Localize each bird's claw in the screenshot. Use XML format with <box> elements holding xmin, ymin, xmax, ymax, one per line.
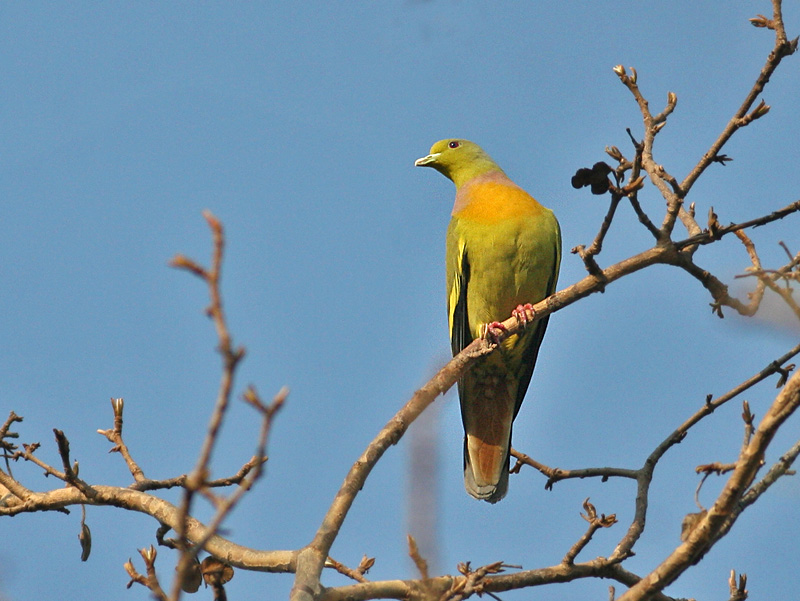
<box><xmin>481</xmin><ymin>321</ymin><xmax>508</xmax><ymax>343</ymax></box>
<box><xmin>512</xmin><ymin>303</ymin><xmax>536</xmax><ymax>327</ymax></box>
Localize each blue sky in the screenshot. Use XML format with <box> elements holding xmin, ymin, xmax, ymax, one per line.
<box><xmin>2</xmin><ymin>3</ymin><xmax>799</xmax><ymax>600</ymax></box>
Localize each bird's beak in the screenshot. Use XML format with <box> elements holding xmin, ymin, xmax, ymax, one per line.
<box><xmin>414</xmin><ymin>152</ymin><xmax>440</xmax><ymax>167</ymax></box>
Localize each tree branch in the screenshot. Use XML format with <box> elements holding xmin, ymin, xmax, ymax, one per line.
<box><xmin>681</xmin><ymin>1</ymin><xmax>797</xmax><ymax>195</ymax></box>
<box><xmin>617</xmin><ymin>368</ymin><xmax>800</xmax><ymax>600</ymax></box>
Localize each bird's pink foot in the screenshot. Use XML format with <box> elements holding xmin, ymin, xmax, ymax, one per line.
<box><xmin>513</xmin><ymin>303</ymin><xmax>536</xmax><ymax>327</ymax></box>
<box><xmin>480</xmin><ymin>321</ymin><xmax>508</xmax><ymax>343</ymax></box>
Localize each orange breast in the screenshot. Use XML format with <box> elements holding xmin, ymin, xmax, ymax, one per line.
<box><xmin>454</xmin><ymin>181</ymin><xmax>545</xmax><ymax>224</ymax></box>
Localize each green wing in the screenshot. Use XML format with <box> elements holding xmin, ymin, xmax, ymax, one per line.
<box><xmin>449</xmin><ymin>244</ymin><xmax>471</xmax><ymax>357</ymax></box>
<box><xmin>511</xmin><ymin>217</ymin><xmax>561</xmax><ymax>418</ymax></box>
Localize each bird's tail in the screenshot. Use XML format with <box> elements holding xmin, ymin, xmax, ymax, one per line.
<box><xmin>463</xmin><ymin>435</ymin><xmax>511</xmax><ymax>503</ymax></box>
<box><xmin>460</xmin><ymin>367</ymin><xmax>515</xmax><ymax>503</ymax></box>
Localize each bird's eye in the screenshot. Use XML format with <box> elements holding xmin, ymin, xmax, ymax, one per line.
<box><xmin>448</xmin><ymin>141</ymin><xmax>460</xmax><ymax>149</ymax></box>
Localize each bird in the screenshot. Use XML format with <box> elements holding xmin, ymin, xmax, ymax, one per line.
<box><xmin>415</xmin><ymin>139</ymin><xmax>561</xmax><ymax>503</ymax></box>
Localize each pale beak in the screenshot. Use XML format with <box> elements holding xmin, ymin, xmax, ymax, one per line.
<box><xmin>414</xmin><ymin>152</ymin><xmax>440</xmax><ymax>167</ymax></box>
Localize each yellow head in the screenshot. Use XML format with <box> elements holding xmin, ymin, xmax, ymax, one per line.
<box><xmin>415</xmin><ymin>139</ymin><xmax>504</xmax><ymax>188</ymax></box>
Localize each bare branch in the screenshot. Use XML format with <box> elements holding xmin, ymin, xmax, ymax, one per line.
<box><xmin>675</xmin><ymin>200</ymin><xmax>800</xmax><ymax>251</ymax></box>
<box><xmin>325</xmin><ymin>556</ymin><xmax>371</xmax><ymax>584</ymax></box>
<box><xmin>318</xmin><ymin>560</ymin><xmax>677</xmax><ymax>601</ymax></box>
<box><xmin>681</xmin><ymin>4</ymin><xmax>797</xmax><ymax>195</ymax></box>
<box><xmin>407</xmin><ymin>535</ymin><xmax>430</xmax><ymax>581</ymax></box>
<box><xmin>169</xmin><ymin>211</ymin><xmax>250</xmax><ymax>599</ymax></box>
<box><xmin>291</xmin><ymin>334</ymin><xmax>494</xmax><ymax>600</ymax></box>
<box><xmin>728</xmin><ymin>569</ymin><xmax>748</xmax><ymax>601</ymax></box>
<box><xmin>611</xmin><ymin>341</ymin><xmax>800</xmax><ymax>561</ymax></box>
<box><xmin>739</xmin><ymin>436</ymin><xmax>800</xmax><ymax>510</ymax></box>
<box><xmin>617</xmin><ymin>369</ymin><xmax>800</xmax><ymax>600</ymax></box>
<box><xmin>187</xmin><ymin>386</ymin><xmax>287</xmax><ymax>560</ymax></box>
<box><xmin>124</xmin><ymin>546</ymin><xmax>170</xmax><ymax>601</ymax></box>
<box><xmin>97</xmin><ymin>398</ymin><xmax>147</xmax><ymax>483</ymax></box>
<box><xmin>0</xmin><ymin>482</ymin><xmax>296</xmax><ymax>570</ymax></box>
<box><xmin>510</xmin><ymin>448</ymin><xmax>638</xmax><ymax>488</ymax></box>
<box><xmin>562</xmin><ymin>499</ymin><xmax>617</xmax><ymax>565</ymax></box>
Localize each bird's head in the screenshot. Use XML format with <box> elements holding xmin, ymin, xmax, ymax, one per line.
<box><xmin>415</xmin><ymin>139</ymin><xmax>504</xmax><ymax>188</ymax></box>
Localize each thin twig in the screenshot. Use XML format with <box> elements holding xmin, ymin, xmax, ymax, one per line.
<box><xmin>562</xmin><ymin>499</ymin><xmax>617</xmax><ymax>565</ymax></box>
<box><xmin>325</xmin><ymin>556</ymin><xmax>371</xmax><ymax>584</ymax></box>
<box><xmin>681</xmin><ymin>2</ymin><xmax>797</xmax><ymax>195</ymax></box>
<box><xmin>97</xmin><ymin>398</ymin><xmax>146</xmax><ymax>483</ymax></box>
<box><xmin>674</xmin><ymin>200</ymin><xmax>800</xmax><ymax>251</ymax></box>
<box><xmin>617</xmin><ymin>368</ymin><xmax>800</xmax><ymax>600</ymax></box>
<box><xmin>510</xmin><ymin>448</ymin><xmax>638</xmax><ymax>488</ymax></box>
<box><xmin>124</xmin><ymin>546</ymin><xmax>170</xmax><ymax>601</ymax></box>
<box><xmin>187</xmin><ymin>387</ymin><xmax>287</xmax><ymax>559</ymax></box>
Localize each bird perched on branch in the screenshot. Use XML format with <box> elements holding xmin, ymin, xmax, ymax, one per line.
<box><xmin>415</xmin><ymin>139</ymin><xmax>561</xmax><ymax>503</ymax></box>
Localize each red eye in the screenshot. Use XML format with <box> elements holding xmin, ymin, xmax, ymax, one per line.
<box><xmin>448</xmin><ymin>141</ymin><xmax>460</xmax><ymax>148</ymax></box>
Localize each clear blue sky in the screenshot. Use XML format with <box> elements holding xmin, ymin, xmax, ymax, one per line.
<box><xmin>2</xmin><ymin>3</ymin><xmax>799</xmax><ymax>600</ymax></box>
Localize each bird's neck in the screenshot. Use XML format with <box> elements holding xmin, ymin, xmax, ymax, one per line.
<box><xmin>448</xmin><ymin>158</ymin><xmax>505</xmax><ymax>188</ymax></box>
